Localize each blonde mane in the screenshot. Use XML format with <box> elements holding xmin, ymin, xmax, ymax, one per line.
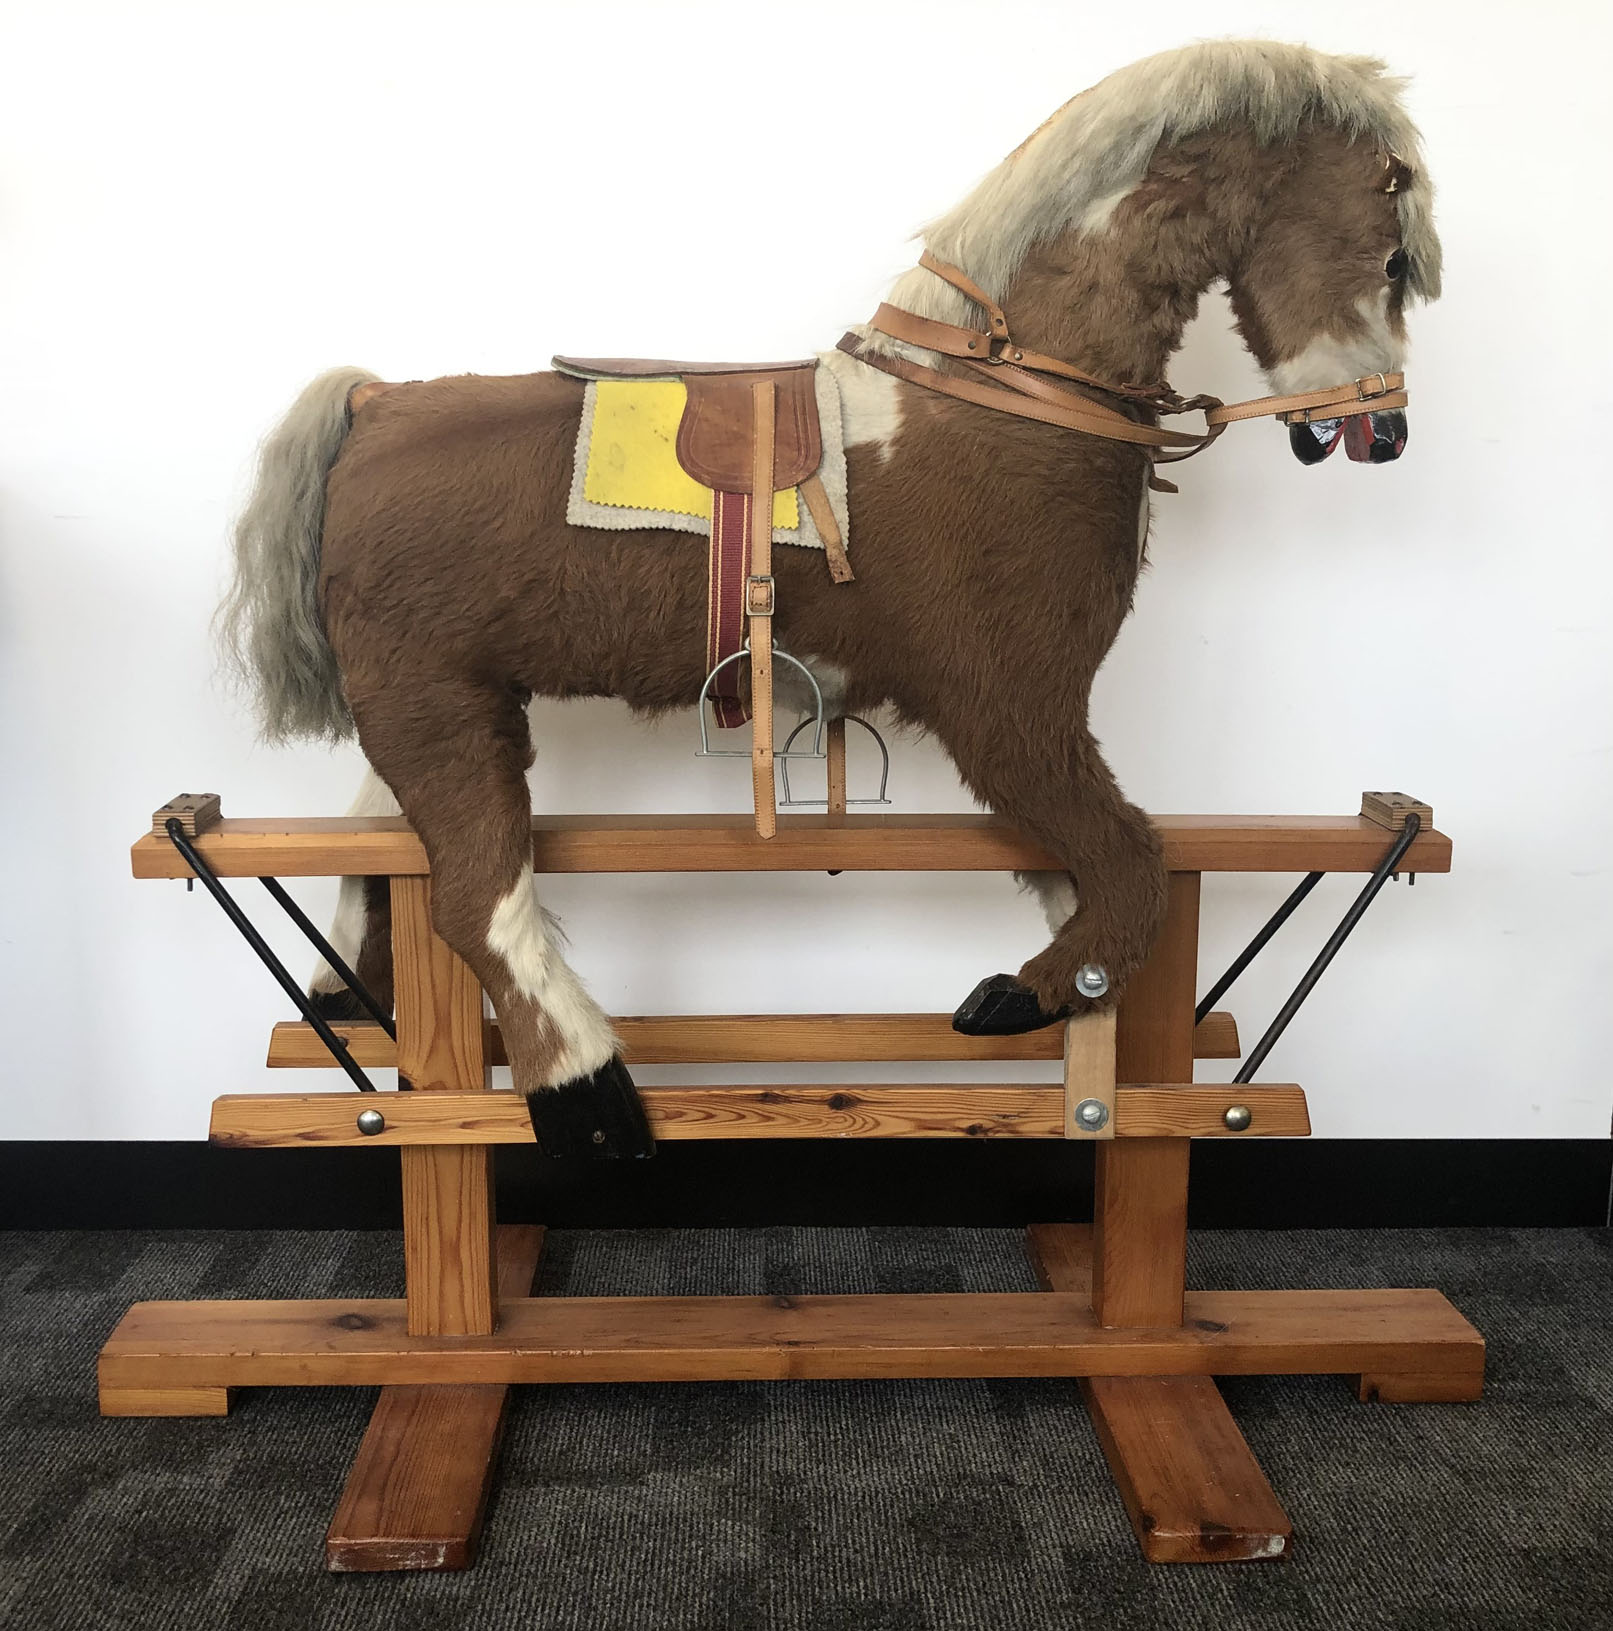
<box><xmin>888</xmin><ymin>39</ymin><xmax>1441</xmax><ymax>327</ymax></box>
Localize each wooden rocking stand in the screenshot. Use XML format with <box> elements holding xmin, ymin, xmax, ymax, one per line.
<box><xmin>105</xmin><ymin>779</ymin><xmax>1481</xmax><ymax>1569</ymax></box>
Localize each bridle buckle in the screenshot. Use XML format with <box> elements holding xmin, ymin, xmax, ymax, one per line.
<box><xmin>1356</xmin><ymin>373</ymin><xmax>1391</xmax><ymax>403</ymax></box>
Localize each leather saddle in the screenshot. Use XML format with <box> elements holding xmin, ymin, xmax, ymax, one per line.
<box><xmin>552</xmin><ymin>357</ymin><xmax>822</xmax><ymax>492</ymax></box>
<box><xmin>553</xmin><ymin>355</ymin><xmax>850</xmax><ymax>841</ymax></box>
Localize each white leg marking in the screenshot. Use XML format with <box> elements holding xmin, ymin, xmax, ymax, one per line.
<box><xmin>311</xmin><ymin>876</ymin><xmax>368</xmax><ymax>995</ymax></box>
<box><xmin>312</xmin><ymin>768</ymin><xmax>401</xmax><ymax>993</ymax></box>
<box><xmin>487</xmin><ymin>865</ymin><xmax>619</xmax><ymax>1085</ymax></box>
<box><xmin>1018</xmin><ymin>871</ymin><xmax>1080</xmax><ymax>933</ymax></box>
<box><xmin>345</xmin><ymin>766</ymin><xmax>402</xmax><ymax>817</ymax></box>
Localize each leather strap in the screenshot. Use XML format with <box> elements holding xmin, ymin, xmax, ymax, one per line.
<box><xmin>705</xmin><ymin>490</ymin><xmax>753</xmax><ymax>730</ymax></box>
<box><xmin>1203</xmin><ymin>373</ymin><xmax>1407</xmax><ymax>425</ymax></box>
<box><xmin>838</xmin><ymin>335</ymin><xmax>1212</xmax><ymax>450</ymax></box>
<box><xmin>879</xmin><ymin>253</ymin><xmax>1173</xmax><ymax>401</ymax></box>
<box><xmin>800</xmin><ymin>472</ymin><xmax>854</xmax><ymax>584</ymax></box>
<box><xmin>852</xmin><ymin>253</ymin><xmax>1410</xmax><ymax>468</ymax></box>
<box><xmin>748</xmin><ymin>380</ymin><xmax>777</xmax><ymax>840</ymax></box>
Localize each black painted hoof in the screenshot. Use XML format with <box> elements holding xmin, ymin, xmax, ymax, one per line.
<box><xmin>951</xmin><ymin>973</ymin><xmax>1069</xmax><ymax>1036</ymax></box>
<box><xmin>525</xmin><ymin>1056</ymin><xmax>655</xmax><ymax>1160</ymax></box>
<box><xmin>310</xmin><ymin>988</ymin><xmax>370</xmax><ymax>1024</ymax></box>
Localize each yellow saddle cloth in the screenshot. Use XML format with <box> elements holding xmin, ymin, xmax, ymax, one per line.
<box><xmin>564</xmin><ymin>370</ymin><xmax>848</xmax><ymax>553</ymax></box>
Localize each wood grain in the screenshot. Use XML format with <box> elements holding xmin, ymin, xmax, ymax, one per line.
<box><xmin>98</xmin><ymin>1287</ymin><xmax>1488</xmax><ymax>1388</ymax></box>
<box><xmin>1092</xmin><ymin>873</ymin><xmax>1200</xmax><ymax>1327</ymax></box>
<box><xmin>97</xmin><ymin>1385</ymin><xmax>231</xmax><ymax>1418</ymax></box>
<box><xmin>1082</xmin><ymin>1375</ymin><xmax>1293</xmax><ymax>1562</ymax></box>
<box><xmin>325</xmin><ymin>1225</ymin><xmax>545</xmax><ymax>1573</ymax></box>
<box><xmin>265</xmin><ymin>1010</ymin><xmax>1243</xmax><ymax>1068</ymax></box>
<box><xmin>1116</xmin><ymin>1085</ymin><xmax>1308</xmax><ymax>1138</ymax></box>
<box><xmin>208</xmin><ymin>1082</ymin><xmax>1308</xmax><ymax>1147</ymax></box>
<box><xmin>1024</xmin><ymin>1222</ymin><xmax>1092</xmax><ymax>1294</ymax></box>
<box><xmin>149</xmin><ymin>793</ymin><xmax>222</xmax><ymax>838</ymax></box>
<box><xmin>1360</xmin><ymin>791</ymin><xmax>1434</xmax><ymax>831</ymax></box>
<box><xmin>130</xmin><ymin>812</ymin><xmax>1455</xmax><ymax>880</ymax></box>
<box><xmin>1062</xmin><ymin>1010</ymin><xmax>1118</xmax><ymax>1139</ymax></box>
<box><xmin>1027</xmin><ymin>1219</ymin><xmax>1291</xmax><ymax>1560</ymax></box>
<box><xmin>1356</xmin><ymin>1368</ymin><xmax>1484</xmax><ymax>1403</ymax></box>
<box><xmin>393</xmin><ymin>877</ymin><xmax>495</xmax><ymax>1339</ymax></box>
<box><xmin>827</xmin><ymin>717</ymin><xmax>847</xmax><ymax>820</ymax></box>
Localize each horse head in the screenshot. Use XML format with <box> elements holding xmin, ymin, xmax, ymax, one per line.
<box><xmin>886</xmin><ymin>43</ymin><xmax>1442</xmax><ymax>473</ymax></box>
<box><xmin>1227</xmin><ymin>141</ymin><xmax>1434</xmax><ymax>466</ymax></box>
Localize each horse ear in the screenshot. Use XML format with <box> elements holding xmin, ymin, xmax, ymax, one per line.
<box><xmin>1379</xmin><ymin>154</ymin><xmax>1414</xmax><ymax>195</ymax></box>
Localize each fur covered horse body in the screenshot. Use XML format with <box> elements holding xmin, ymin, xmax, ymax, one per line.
<box><xmin>222</xmin><ymin>41</ymin><xmax>1441</xmax><ymax>1150</ymax></box>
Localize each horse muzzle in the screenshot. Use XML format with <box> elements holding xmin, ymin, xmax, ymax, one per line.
<box><xmin>1289</xmin><ymin>410</ymin><xmax>1408</xmax><ymax>465</ymax></box>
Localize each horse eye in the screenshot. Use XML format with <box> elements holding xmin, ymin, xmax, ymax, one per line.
<box><xmin>1385</xmin><ymin>249</ymin><xmax>1409</xmax><ymax>280</ymax></box>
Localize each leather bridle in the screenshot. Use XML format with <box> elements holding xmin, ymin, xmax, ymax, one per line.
<box><xmin>838</xmin><ymin>252</ymin><xmax>1407</xmax><ymax>488</ymax></box>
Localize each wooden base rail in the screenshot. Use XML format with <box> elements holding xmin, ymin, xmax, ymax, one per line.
<box><xmin>99</xmin><ymin>1269</ymin><xmax>1483</xmax><ymax>1392</ymax></box>
<box><xmin>265</xmin><ymin>1010</ymin><xmax>1243</xmax><ymax>1068</ymax></box>
<box><xmin>209</xmin><ymin>1082</ymin><xmax>1310</xmax><ymax>1145</ymax></box>
<box><xmin>106</xmin><ymin>794</ymin><xmax>1473</xmax><ymax>1571</ymax></box>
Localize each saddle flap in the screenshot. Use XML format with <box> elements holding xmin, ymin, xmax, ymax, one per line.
<box><xmin>677</xmin><ymin>367</ymin><xmax>822</xmax><ymax>493</ymax></box>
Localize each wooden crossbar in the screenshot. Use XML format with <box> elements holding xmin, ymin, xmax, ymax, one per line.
<box><xmin>130</xmin><ymin>811</ymin><xmax>1453</xmax><ymax>880</ymax></box>
<box><xmin>263</xmin><ymin>1011</ymin><xmax>1243</xmax><ymax>1068</ymax></box>
<box><xmin>208</xmin><ymin>1082</ymin><xmax>1311</xmax><ymax>1146</ymax></box>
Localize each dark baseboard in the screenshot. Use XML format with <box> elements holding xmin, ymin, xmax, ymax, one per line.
<box><xmin>1</xmin><ymin>1138</ymin><xmax>1608</xmax><ymax>1230</ymax></box>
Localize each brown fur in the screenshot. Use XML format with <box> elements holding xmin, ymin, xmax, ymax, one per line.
<box><xmin>314</xmin><ymin>121</ymin><xmax>1419</xmax><ymax>1095</ymax></box>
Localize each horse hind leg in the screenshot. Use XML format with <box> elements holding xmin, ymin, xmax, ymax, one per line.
<box><xmin>347</xmin><ymin>675</ymin><xmax>653</xmax><ymax>1159</ymax></box>
<box><xmin>311</xmin><ymin>768</ymin><xmax>400</xmax><ymax>1021</ymax></box>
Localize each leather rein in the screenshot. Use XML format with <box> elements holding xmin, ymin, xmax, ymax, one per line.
<box><xmin>837</xmin><ymin>252</ymin><xmax>1407</xmax><ymax>489</ymax></box>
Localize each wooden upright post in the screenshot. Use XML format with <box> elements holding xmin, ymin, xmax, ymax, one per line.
<box><xmin>1091</xmin><ymin>873</ymin><xmax>1199</xmax><ymax>1325</ymax></box>
<box><xmin>1066</xmin><ymin>870</ymin><xmax>1292</xmax><ymax>1562</ymax></box>
<box><xmin>392</xmin><ymin>876</ymin><xmax>496</xmax><ymax>1338</ymax></box>
<box><xmin>319</xmin><ymin>876</ymin><xmax>533</xmax><ymax>1572</ymax></box>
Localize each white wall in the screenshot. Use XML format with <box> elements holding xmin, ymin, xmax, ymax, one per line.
<box><xmin>2</xmin><ymin>1</ymin><xmax>1608</xmax><ymax>1142</ymax></box>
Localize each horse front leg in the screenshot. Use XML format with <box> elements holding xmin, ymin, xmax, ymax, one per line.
<box><xmin>946</xmin><ymin>719</ymin><xmax>1168</xmax><ymax>1034</ymax></box>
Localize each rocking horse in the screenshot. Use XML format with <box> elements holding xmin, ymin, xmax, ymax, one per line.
<box><xmin>220</xmin><ymin>39</ymin><xmax>1439</xmax><ymax>1159</ymax></box>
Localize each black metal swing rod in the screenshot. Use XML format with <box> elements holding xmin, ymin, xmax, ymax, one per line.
<box><xmin>1194</xmin><ymin>814</ymin><xmax>1423</xmax><ymax>1084</ymax></box>
<box><xmin>163</xmin><ymin>819</ymin><xmax>386</xmax><ymax>1092</ymax></box>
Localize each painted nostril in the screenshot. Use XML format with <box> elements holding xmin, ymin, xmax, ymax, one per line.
<box><xmin>1289</xmin><ymin>418</ymin><xmax>1345</xmax><ymax>465</ymax></box>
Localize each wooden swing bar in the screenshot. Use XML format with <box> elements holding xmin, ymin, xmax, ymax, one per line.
<box><xmin>102</xmin><ymin>790</ymin><xmax>1480</xmax><ymax>1572</ymax></box>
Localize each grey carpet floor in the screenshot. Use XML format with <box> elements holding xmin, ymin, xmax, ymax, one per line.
<box><xmin>1</xmin><ymin>1226</ymin><xmax>1609</xmax><ymax>1631</ymax></box>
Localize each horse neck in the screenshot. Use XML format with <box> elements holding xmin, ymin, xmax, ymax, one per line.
<box><xmin>888</xmin><ymin>126</ymin><xmax>1285</xmax><ymax>390</ymax></box>
<box><xmin>996</xmin><ymin>223</ymin><xmax>1217</xmax><ymax>390</ymax></box>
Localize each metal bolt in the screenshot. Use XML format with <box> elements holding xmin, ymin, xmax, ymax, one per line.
<box><xmin>1075</xmin><ymin>964</ymin><xmax>1109</xmax><ymax>999</ymax></box>
<box><xmin>1075</xmin><ymin>1098</ymin><xmax>1110</xmax><ymax>1131</ymax></box>
<box><xmin>591</xmin><ymin>1129</ymin><xmax>606</xmax><ymax>1145</ymax></box>
<box><xmin>356</xmin><ymin>1108</ymin><xmax>386</xmax><ymax>1137</ymax></box>
<box><xmin>1223</xmin><ymin>1104</ymin><xmax>1252</xmax><ymax>1132</ymax></box>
